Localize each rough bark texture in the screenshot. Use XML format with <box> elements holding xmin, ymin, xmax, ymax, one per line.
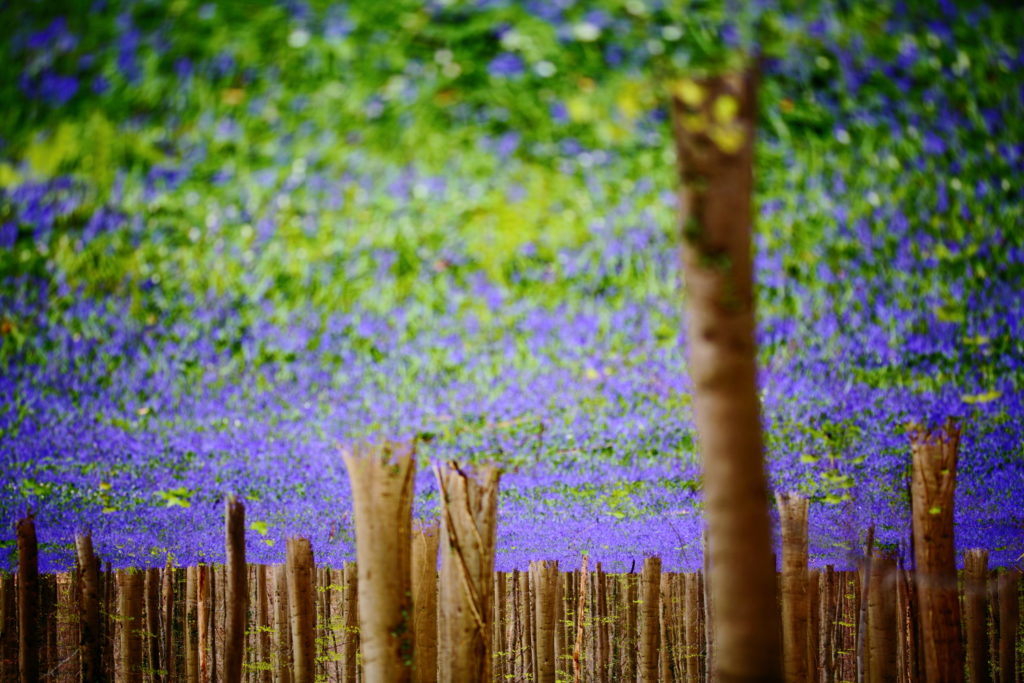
<box><xmin>684</xmin><ymin>573</ymin><xmax>702</xmax><ymax>682</ymax></box>
<box><xmin>286</xmin><ymin>538</ymin><xmax>315</xmax><ymax>683</ymax></box>
<box><xmin>777</xmin><ymin>494</ymin><xmax>809</xmax><ymax>683</ymax></box>
<box><xmin>197</xmin><ymin>564</ymin><xmax>211</xmax><ymax>683</ymax></box>
<box><xmin>224</xmin><ymin>496</ymin><xmax>248</xmax><ymax>683</ymax></box>
<box><xmin>962</xmin><ymin>549</ymin><xmax>989</xmax><ymax>683</ymax></box>
<box><xmin>17</xmin><ymin>515</ymin><xmax>40</xmax><ymax>683</ymax></box>
<box><xmin>670</xmin><ymin>70</ymin><xmax>783</xmax><ymax>682</ymax></box>
<box><xmin>573</xmin><ymin>558</ymin><xmax>588</xmax><ymax>683</ymax></box>
<box><xmin>145</xmin><ymin>567</ymin><xmax>161</xmax><ymax>680</ymax></box>
<box><xmin>162</xmin><ymin>558</ymin><xmax>175</xmax><ymax>683</ymax></box>
<box><xmin>120</xmin><ymin>569</ymin><xmax>145</xmax><ymax>683</ymax></box>
<box><xmin>255</xmin><ymin>564</ymin><xmax>272</xmax><ymax>683</ymax></box>
<box><xmin>909</xmin><ymin>421</ymin><xmax>964</xmax><ymax>682</ymax></box>
<box><xmin>624</xmin><ymin>571</ymin><xmax>638</xmax><ymax>683</ymax></box>
<box><xmin>639</xmin><ymin>556</ymin><xmax>661</xmax><ymax>683</ymax></box>
<box><xmin>411</xmin><ymin>521</ymin><xmax>439</xmax><ymax>683</ymax></box>
<box><xmin>185</xmin><ymin>565</ymin><xmax>198</xmax><ymax>683</ymax></box>
<box><xmin>997</xmin><ymin>569</ymin><xmax>1019</xmax><ymax>683</ymax></box>
<box><xmin>75</xmin><ymin>533</ymin><xmax>103</xmax><ymax>683</ymax></box>
<box><xmin>867</xmin><ymin>551</ymin><xmax>897</xmax><ymax>683</ymax></box>
<box><xmin>435</xmin><ymin>462</ymin><xmax>501</xmax><ymax>683</ymax></box>
<box><xmin>342</xmin><ymin>441</ymin><xmax>416</xmax><ymax>683</ymax></box>
<box><xmin>341</xmin><ymin>562</ymin><xmax>357</xmax><ymax>683</ymax></box>
<box><xmin>531</xmin><ymin>560</ymin><xmax>559</xmax><ymax>683</ymax></box>
<box><xmin>274</xmin><ymin>564</ymin><xmax>293</xmax><ymax>683</ymax></box>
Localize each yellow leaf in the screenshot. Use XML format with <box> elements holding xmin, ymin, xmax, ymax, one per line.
<box><xmin>961</xmin><ymin>390</ymin><xmax>1001</xmax><ymax>404</ymax></box>
<box><xmin>0</xmin><ymin>163</ymin><xmax>20</xmax><ymax>188</ymax></box>
<box><xmin>713</xmin><ymin>94</ymin><xmax>739</xmax><ymax>123</ymax></box>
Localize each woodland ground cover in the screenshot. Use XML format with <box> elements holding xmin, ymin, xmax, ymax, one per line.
<box><xmin>0</xmin><ymin>0</ymin><xmax>1022</xmax><ymax>573</ymax></box>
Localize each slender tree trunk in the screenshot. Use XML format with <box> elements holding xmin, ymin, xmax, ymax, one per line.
<box><xmin>255</xmin><ymin>565</ymin><xmax>271</xmax><ymax>683</ymax></box>
<box><xmin>120</xmin><ymin>569</ymin><xmax>145</xmax><ymax>683</ymax></box>
<box><xmin>997</xmin><ymin>569</ymin><xmax>1019</xmax><ymax>683</ymax></box>
<box><xmin>778</xmin><ymin>494</ymin><xmax>809</xmax><ymax>683</ymax></box>
<box><xmin>670</xmin><ymin>69</ymin><xmax>782</xmax><ymax>682</ymax></box>
<box><xmin>638</xmin><ymin>556</ymin><xmax>661</xmax><ymax>683</ymax></box>
<box><xmin>659</xmin><ymin>570</ymin><xmax>673</xmax><ymax>683</ymax></box>
<box><xmin>274</xmin><ymin>564</ymin><xmax>293</xmax><ymax>683</ymax></box>
<box><xmin>341</xmin><ymin>562</ymin><xmax>357</xmax><ymax>683</ymax></box>
<box><xmin>962</xmin><ymin>549</ymin><xmax>989</xmax><ymax>683</ymax></box>
<box><xmin>411</xmin><ymin>521</ymin><xmax>439</xmax><ymax>683</ymax></box>
<box><xmin>146</xmin><ymin>567</ymin><xmax>162</xmax><ymax>681</ymax></box>
<box><xmin>909</xmin><ymin>421</ymin><xmax>963</xmax><ymax>682</ymax></box>
<box><xmin>1</xmin><ymin>571</ymin><xmax>17</xmax><ymax>683</ymax></box>
<box><xmin>495</xmin><ymin>572</ymin><xmax>507</xmax><ymax>682</ymax></box>
<box><xmin>17</xmin><ymin>515</ymin><xmax>40</xmax><ymax>683</ymax></box>
<box><xmin>435</xmin><ymin>462</ymin><xmax>501</xmax><ymax>683</ymax></box>
<box><xmin>224</xmin><ymin>496</ymin><xmax>248</xmax><ymax>683</ymax></box>
<box><xmin>286</xmin><ymin>538</ymin><xmax>315</xmax><ymax>683</ymax></box>
<box><xmin>185</xmin><ymin>565</ymin><xmax>199</xmax><ymax>683</ymax></box>
<box><xmin>573</xmin><ymin>557</ymin><xmax>588</xmax><ymax>683</ymax></box>
<box><xmin>198</xmin><ymin>564</ymin><xmax>211</xmax><ymax>683</ymax></box>
<box><xmin>76</xmin><ymin>533</ymin><xmax>103</xmax><ymax>682</ymax></box>
<box><xmin>856</xmin><ymin>526</ymin><xmax>874</xmax><ymax>683</ymax></box>
<box><xmin>867</xmin><ymin>551</ymin><xmax>896</xmax><ymax>683</ymax></box>
<box><xmin>807</xmin><ymin>569</ymin><xmax>820</xmax><ymax>683</ymax></box>
<box><xmin>162</xmin><ymin>557</ymin><xmax>175</xmax><ymax>683</ymax></box>
<box><xmin>531</xmin><ymin>560</ymin><xmax>559</xmax><ymax>683</ymax></box>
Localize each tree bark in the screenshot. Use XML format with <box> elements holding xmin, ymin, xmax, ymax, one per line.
<box><xmin>224</xmin><ymin>496</ymin><xmax>248</xmax><ymax>683</ymax></box>
<box><xmin>76</xmin><ymin>533</ymin><xmax>103</xmax><ymax>682</ymax></box>
<box><xmin>778</xmin><ymin>494</ymin><xmax>809</xmax><ymax>683</ymax></box>
<box><xmin>162</xmin><ymin>557</ymin><xmax>175</xmax><ymax>683</ymax></box>
<box><xmin>255</xmin><ymin>565</ymin><xmax>272</xmax><ymax>683</ymax></box>
<box><xmin>341</xmin><ymin>562</ymin><xmax>357</xmax><ymax>683</ymax></box>
<box><xmin>909</xmin><ymin>421</ymin><xmax>963</xmax><ymax>682</ymax></box>
<box><xmin>146</xmin><ymin>567</ymin><xmax>162</xmax><ymax>680</ymax></box>
<box><xmin>185</xmin><ymin>565</ymin><xmax>198</xmax><ymax>683</ymax></box>
<box><xmin>197</xmin><ymin>564</ymin><xmax>211</xmax><ymax>683</ymax></box>
<box><xmin>531</xmin><ymin>560</ymin><xmax>559</xmax><ymax>683</ymax></box>
<box><xmin>120</xmin><ymin>569</ymin><xmax>145</xmax><ymax>683</ymax></box>
<box><xmin>669</xmin><ymin>69</ymin><xmax>783</xmax><ymax>682</ymax></box>
<box><xmin>274</xmin><ymin>564</ymin><xmax>292</xmax><ymax>683</ymax></box>
<box><xmin>867</xmin><ymin>551</ymin><xmax>897</xmax><ymax>683</ymax></box>
<box><xmin>17</xmin><ymin>515</ymin><xmax>39</xmax><ymax>683</ymax></box>
<box><xmin>962</xmin><ymin>549</ymin><xmax>989</xmax><ymax>683</ymax></box>
<box><xmin>411</xmin><ymin>521</ymin><xmax>439</xmax><ymax>683</ymax></box>
<box><xmin>639</xmin><ymin>556</ymin><xmax>661</xmax><ymax>683</ymax></box>
<box><xmin>286</xmin><ymin>538</ymin><xmax>315</xmax><ymax>683</ymax></box>
<box><xmin>435</xmin><ymin>462</ymin><xmax>501</xmax><ymax>683</ymax></box>
<box><xmin>997</xmin><ymin>569</ymin><xmax>1019</xmax><ymax>683</ymax></box>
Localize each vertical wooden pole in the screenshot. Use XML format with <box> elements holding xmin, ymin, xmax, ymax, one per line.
<box><xmin>778</xmin><ymin>494</ymin><xmax>809</xmax><ymax>683</ymax></box>
<box><xmin>638</xmin><ymin>556</ymin><xmax>661</xmax><ymax>683</ymax></box>
<box><xmin>670</xmin><ymin>68</ymin><xmax>783</xmax><ymax>682</ymax></box>
<box><xmin>17</xmin><ymin>515</ymin><xmax>40</xmax><ymax>683</ymax></box>
<box><xmin>495</xmin><ymin>572</ymin><xmax>507</xmax><ymax>682</ymax></box>
<box><xmin>120</xmin><ymin>569</ymin><xmax>145</xmax><ymax>683</ymax></box>
<box><xmin>435</xmin><ymin>462</ymin><xmax>501</xmax><ymax>683</ymax></box>
<box><xmin>909</xmin><ymin>421</ymin><xmax>963</xmax><ymax>682</ymax></box>
<box><xmin>623</xmin><ymin>570</ymin><xmax>637</xmax><ymax>682</ymax></box>
<box><xmin>225</xmin><ymin>496</ymin><xmax>248</xmax><ymax>683</ymax></box>
<box><xmin>286</xmin><ymin>539</ymin><xmax>315</xmax><ymax>683</ymax></box>
<box><xmin>962</xmin><ymin>549</ymin><xmax>989</xmax><ymax>683</ymax></box>
<box><xmin>343</xmin><ymin>441</ymin><xmax>416</xmax><ymax>683</ymax></box>
<box><xmin>867</xmin><ymin>551</ymin><xmax>897</xmax><ymax>683</ymax></box>
<box><xmin>598</xmin><ymin>565</ymin><xmax>609</xmax><ymax>683</ymax></box>
<box><xmin>411</xmin><ymin>521</ymin><xmax>439</xmax><ymax>683</ymax></box>
<box><xmin>997</xmin><ymin>569</ymin><xmax>1019</xmax><ymax>683</ymax></box>
<box><xmin>76</xmin><ymin>533</ymin><xmax>103</xmax><ymax>682</ymax></box>
<box><xmin>146</xmin><ymin>567</ymin><xmax>162</xmax><ymax>681</ymax></box>
<box><xmin>684</xmin><ymin>572</ymin><xmax>701</xmax><ymax>682</ymax></box>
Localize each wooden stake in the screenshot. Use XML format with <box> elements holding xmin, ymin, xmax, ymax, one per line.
<box><xmin>255</xmin><ymin>565</ymin><xmax>271</xmax><ymax>683</ymax></box>
<box><xmin>573</xmin><ymin>557</ymin><xmax>588</xmax><ymax>683</ymax></box>
<box><xmin>76</xmin><ymin>533</ymin><xmax>103</xmax><ymax>682</ymax></box>
<box><xmin>185</xmin><ymin>565</ymin><xmax>199</xmax><ymax>683</ymax></box>
<box><xmin>162</xmin><ymin>557</ymin><xmax>175</xmax><ymax>683</ymax></box>
<box><xmin>274</xmin><ymin>564</ymin><xmax>292</xmax><ymax>683</ymax></box>
<box><xmin>146</xmin><ymin>567</ymin><xmax>162</xmax><ymax>681</ymax></box>
<box><xmin>341</xmin><ymin>562</ymin><xmax>357</xmax><ymax>683</ymax></box>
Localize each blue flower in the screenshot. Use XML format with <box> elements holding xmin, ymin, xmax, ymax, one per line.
<box><xmin>488</xmin><ymin>53</ymin><xmax>524</xmax><ymax>78</ymax></box>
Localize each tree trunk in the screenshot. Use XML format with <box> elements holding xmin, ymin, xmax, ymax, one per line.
<box><xmin>639</xmin><ymin>556</ymin><xmax>661</xmax><ymax>683</ymax></box>
<box><xmin>909</xmin><ymin>421</ymin><xmax>963</xmax><ymax>682</ymax></box>
<box><xmin>162</xmin><ymin>558</ymin><xmax>175</xmax><ymax>683</ymax></box>
<box><xmin>962</xmin><ymin>549</ymin><xmax>989</xmax><ymax>683</ymax></box>
<box><xmin>435</xmin><ymin>462</ymin><xmax>501</xmax><ymax>683</ymax></box>
<box><xmin>997</xmin><ymin>569</ymin><xmax>1019</xmax><ymax>683</ymax></box>
<box><xmin>197</xmin><ymin>564</ymin><xmax>211</xmax><ymax>683</ymax></box>
<box><xmin>867</xmin><ymin>551</ymin><xmax>897</xmax><ymax>683</ymax></box>
<box><xmin>531</xmin><ymin>560</ymin><xmax>559</xmax><ymax>683</ymax></box>
<box><xmin>669</xmin><ymin>69</ymin><xmax>783</xmax><ymax>682</ymax></box>
<box><xmin>778</xmin><ymin>494</ymin><xmax>809</xmax><ymax>683</ymax></box>
<box><xmin>286</xmin><ymin>538</ymin><xmax>315</xmax><ymax>683</ymax></box>
<box><xmin>341</xmin><ymin>562</ymin><xmax>357</xmax><ymax>683</ymax></box>
<box><xmin>411</xmin><ymin>521</ymin><xmax>439</xmax><ymax>683</ymax></box>
<box><xmin>274</xmin><ymin>564</ymin><xmax>292</xmax><ymax>683</ymax></box>
<box><xmin>255</xmin><ymin>565</ymin><xmax>272</xmax><ymax>683</ymax></box>
<box><xmin>185</xmin><ymin>565</ymin><xmax>198</xmax><ymax>683</ymax></box>
<box><xmin>17</xmin><ymin>515</ymin><xmax>40</xmax><ymax>683</ymax></box>
<box><xmin>76</xmin><ymin>533</ymin><xmax>103</xmax><ymax>682</ymax></box>
<box><xmin>146</xmin><ymin>567</ymin><xmax>162</xmax><ymax>681</ymax></box>
<box><xmin>120</xmin><ymin>569</ymin><xmax>145</xmax><ymax>683</ymax></box>
<box><xmin>224</xmin><ymin>496</ymin><xmax>248</xmax><ymax>683</ymax></box>
<box><xmin>573</xmin><ymin>558</ymin><xmax>588</xmax><ymax>683</ymax></box>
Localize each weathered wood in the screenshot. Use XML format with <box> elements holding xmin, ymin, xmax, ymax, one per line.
<box><xmin>185</xmin><ymin>565</ymin><xmax>199</xmax><ymax>683</ymax></box>
<box><xmin>670</xmin><ymin>69</ymin><xmax>783</xmax><ymax>682</ymax></box>
<box><xmin>909</xmin><ymin>421</ymin><xmax>963</xmax><ymax>682</ymax></box>
<box><xmin>224</xmin><ymin>496</ymin><xmax>248</xmax><ymax>683</ymax></box>
<box><xmin>343</xmin><ymin>441</ymin><xmax>416</xmax><ymax>683</ymax></box>
<box><xmin>162</xmin><ymin>558</ymin><xmax>175</xmax><ymax>683</ymax></box>
<box><xmin>807</xmin><ymin>569</ymin><xmax>820</xmax><ymax>683</ymax></box>
<box><xmin>197</xmin><ymin>564</ymin><xmax>211</xmax><ymax>683</ymax></box>
<box><xmin>962</xmin><ymin>549</ymin><xmax>989</xmax><ymax>683</ymax></box>
<box><xmin>286</xmin><ymin>538</ymin><xmax>315</xmax><ymax>683</ymax></box>
<box><xmin>435</xmin><ymin>462</ymin><xmax>501</xmax><ymax>683</ymax></box>
<box><xmin>411</xmin><ymin>521</ymin><xmax>439</xmax><ymax>683</ymax></box>
<box><xmin>17</xmin><ymin>515</ymin><xmax>40</xmax><ymax>683</ymax></box>
<box><xmin>778</xmin><ymin>494</ymin><xmax>809</xmax><ymax>683</ymax></box>
<box><xmin>857</xmin><ymin>526</ymin><xmax>875</xmax><ymax>683</ymax></box>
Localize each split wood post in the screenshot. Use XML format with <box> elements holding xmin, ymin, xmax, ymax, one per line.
<box><xmin>638</xmin><ymin>556</ymin><xmax>661</xmax><ymax>683</ymax></box>
<box><xmin>1</xmin><ymin>570</ymin><xmax>16</xmax><ymax>683</ymax></box>
<box><xmin>572</xmin><ymin>557</ymin><xmax>588</xmax><ymax>683</ymax></box>
<box><xmin>777</xmin><ymin>493</ymin><xmax>809</xmax><ymax>683</ymax></box>
<box><xmin>435</xmin><ymin>462</ymin><xmax>501</xmax><ymax>682</ymax></box>
<box><xmin>255</xmin><ymin>565</ymin><xmax>271</xmax><ymax>683</ymax></box>
<box><xmin>867</xmin><ymin>550</ymin><xmax>897</xmax><ymax>683</ymax></box>
<box><xmin>286</xmin><ymin>538</ymin><xmax>315</xmax><ymax>683</ymax></box>
<box><xmin>162</xmin><ymin>557</ymin><xmax>175</xmax><ymax>683</ymax></box>
<box><xmin>224</xmin><ymin>496</ymin><xmax>247</xmax><ymax>683</ymax></box>
<box><xmin>340</xmin><ymin>562</ymin><xmax>357</xmax><ymax>683</ymax></box>
<box><xmin>531</xmin><ymin>560</ymin><xmax>559</xmax><ymax>683</ymax></box>
<box><xmin>807</xmin><ymin>568</ymin><xmax>820</xmax><ymax>683</ymax></box>
<box><xmin>342</xmin><ymin>441</ymin><xmax>416</xmax><ymax>682</ymax></box>
<box><xmin>962</xmin><ymin>549</ymin><xmax>989</xmax><ymax>683</ymax></box>
<box><xmin>185</xmin><ymin>566</ymin><xmax>198</xmax><ymax>683</ymax></box>
<box><xmin>146</xmin><ymin>567</ymin><xmax>161</xmax><ymax>680</ymax></box>
<box><xmin>76</xmin><ymin>532</ymin><xmax>103</xmax><ymax>682</ymax></box>
<box><xmin>997</xmin><ymin>569</ymin><xmax>1019</xmax><ymax>683</ymax></box>
<box><xmin>120</xmin><ymin>568</ymin><xmax>145</xmax><ymax>683</ymax></box>
<box><xmin>197</xmin><ymin>564</ymin><xmax>211</xmax><ymax>683</ymax></box>
<box><xmin>17</xmin><ymin>515</ymin><xmax>40</xmax><ymax>683</ymax></box>
<box><xmin>909</xmin><ymin>420</ymin><xmax>963</xmax><ymax>682</ymax></box>
<box><xmin>702</xmin><ymin>539</ymin><xmax>717</xmax><ymax>683</ymax></box>
<box><xmin>411</xmin><ymin>521</ymin><xmax>439</xmax><ymax>683</ymax></box>
<box><xmin>669</xmin><ymin>68</ymin><xmax>783</xmax><ymax>682</ymax></box>
<box><xmin>273</xmin><ymin>564</ymin><xmax>292</xmax><ymax>683</ymax></box>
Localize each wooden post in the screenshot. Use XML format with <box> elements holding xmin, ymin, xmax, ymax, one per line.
<box><xmin>598</xmin><ymin>565</ymin><xmax>609</xmax><ymax>683</ymax></box>
<box><xmin>669</xmin><ymin>68</ymin><xmax>783</xmax><ymax>682</ymax></box>
<box><xmin>963</xmin><ymin>549</ymin><xmax>989</xmax><ymax>683</ymax></box>
<box><xmin>120</xmin><ymin>569</ymin><xmax>145</xmax><ymax>683</ymax></box>
<box><xmin>274</xmin><ymin>564</ymin><xmax>292</xmax><ymax>683</ymax></box>
<box><xmin>531</xmin><ymin>560</ymin><xmax>559</xmax><ymax>683</ymax></box>
<box><xmin>342</xmin><ymin>441</ymin><xmax>416</xmax><ymax>682</ymax></box>
<box><xmin>909</xmin><ymin>420</ymin><xmax>963</xmax><ymax>682</ymax></box>
<box><xmin>638</xmin><ymin>556</ymin><xmax>661</xmax><ymax>683</ymax></box>
<box><xmin>778</xmin><ymin>494</ymin><xmax>809</xmax><ymax>683</ymax></box>
<box><xmin>411</xmin><ymin>521</ymin><xmax>439</xmax><ymax>683</ymax></box>
<box><xmin>435</xmin><ymin>462</ymin><xmax>501</xmax><ymax>683</ymax></box>
<box><xmin>867</xmin><ymin>551</ymin><xmax>897</xmax><ymax>683</ymax></box>
<box><xmin>75</xmin><ymin>533</ymin><xmax>103</xmax><ymax>682</ymax></box>
<box><xmin>17</xmin><ymin>515</ymin><xmax>40</xmax><ymax>683</ymax></box>
<box><xmin>684</xmin><ymin>572</ymin><xmax>702</xmax><ymax>682</ymax></box>
<box><xmin>997</xmin><ymin>569</ymin><xmax>1019</xmax><ymax>683</ymax></box>
<box><xmin>224</xmin><ymin>496</ymin><xmax>247</xmax><ymax>683</ymax></box>
<box><xmin>286</xmin><ymin>538</ymin><xmax>315</xmax><ymax>683</ymax></box>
